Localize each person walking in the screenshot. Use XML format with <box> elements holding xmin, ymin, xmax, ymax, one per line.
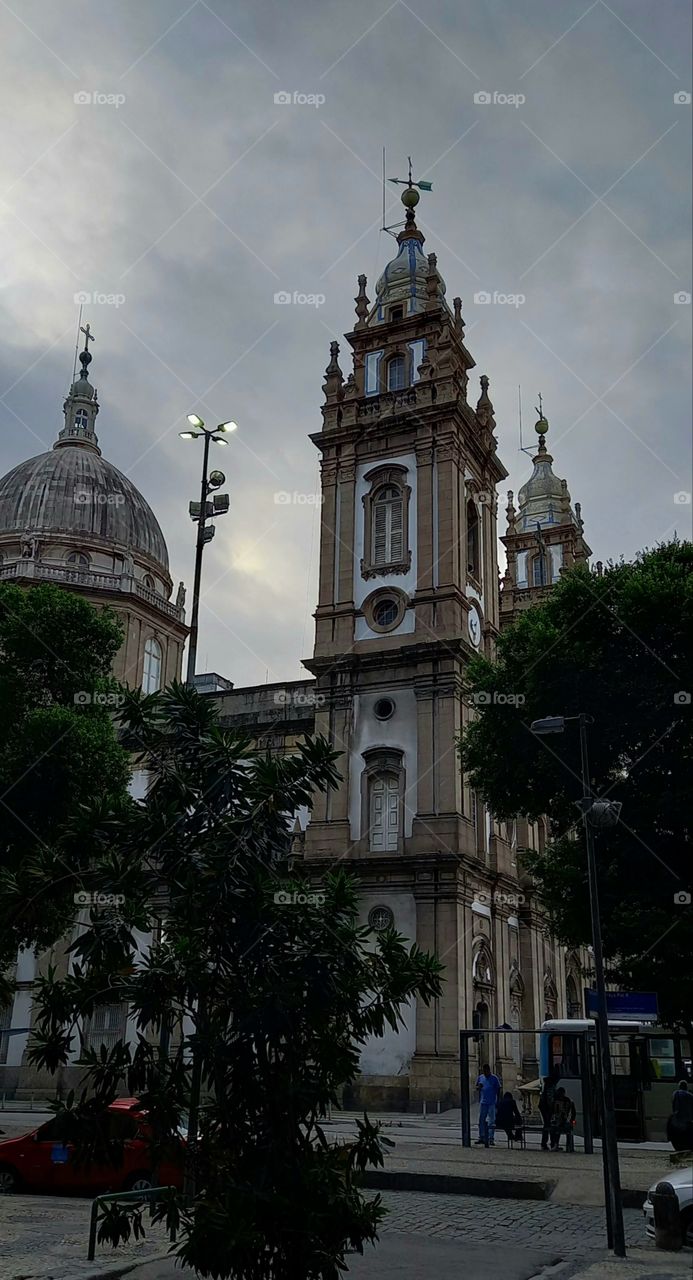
<box><xmin>668</xmin><ymin>1080</ymin><xmax>693</xmax><ymax>1151</ymax></box>
<box><xmin>538</xmin><ymin>1065</ymin><xmax>560</xmax><ymax>1151</ymax></box>
<box><xmin>476</xmin><ymin>1063</ymin><xmax>501</xmax><ymax>1148</ymax></box>
<box><xmin>549</xmin><ymin>1087</ymin><xmax>576</xmax><ymax>1151</ymax></box>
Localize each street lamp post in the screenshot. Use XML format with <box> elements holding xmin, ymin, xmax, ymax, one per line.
<box><xmin>179</xmin><ymin>414</ymin><xmax>236</xmax><ymax>686</ymax></box>
<box><xmin>530</xmin><ymin>712</ymin><xmax>626</xmax><ymax>1259</ymax></box>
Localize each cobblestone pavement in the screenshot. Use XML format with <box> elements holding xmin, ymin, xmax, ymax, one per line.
<box><xmin>0</xmin><ymin>1194</ymin><xmax>170</xmax><ymax>1280</ymax></box>
<box><xmin>378</xmin><ymin>1189</ymin><xmax>646</xmax><ymax>1255</ymax></box>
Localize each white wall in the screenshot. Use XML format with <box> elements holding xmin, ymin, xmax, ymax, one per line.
<box><xmin>353</xmin><ymin>451</ymin><xmax>417</xmax><ymax>635</ymax></box>
<box><xmin>357</xmin><ymin>891</ymin><xmax>416</xmax><ymax>1076</ymax></box>
<box><xmin>348</xmin><ymin>688</ymin><xmax>418</xmax><ymax>841</ymax></box>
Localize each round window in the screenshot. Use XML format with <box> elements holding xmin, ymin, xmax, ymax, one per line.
<box><xmin>368</xmin><ymin>905</ymin><xmax>395</xmax><ymax>932</ymax></box>
<box><xmin>374</xmin><ymin>696</ymin><xmax>395</xmax><ymax>720</ymax></box>
<box><xmin>373</xmin><ymin>598</ymin><xmax>399</xmax><ymax>628</ymax></box>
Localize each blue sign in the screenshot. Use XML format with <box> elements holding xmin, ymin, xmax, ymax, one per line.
<box><xmin>51</xmin><ymin>1143</ymin><xmax>70</xmax><ymax>1164</ymax></box>
<box><xmin>585</xmin><ymin>990</ymin><xmax>659</xmax><ymax>1022</ymax></box>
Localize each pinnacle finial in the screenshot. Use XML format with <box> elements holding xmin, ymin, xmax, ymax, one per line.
<box><xmin>78</xmin><ymin>322</ymin><xmax>95</xmax><ymax>380</ymax></box>
<box><xmin>354</xmin><ymin>274</ymin><xmax>369</xmax><ymax>327</ymax></box>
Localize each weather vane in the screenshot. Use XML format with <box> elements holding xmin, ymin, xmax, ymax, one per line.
<box><xmin>382</xmin><ymin>153</ymin><xmax>433</xmax><ymax>237</ymax></box>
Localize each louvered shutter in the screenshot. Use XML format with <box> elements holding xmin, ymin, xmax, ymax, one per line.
<box><xmin>373</xmin><ymin>500</ymin><xmax>388</xmax><ymax>564</ymax></box>
<box><xmin>388</xmin><ymin>497</ymin><xmax>403</xmax><ymax>561</ymax></box>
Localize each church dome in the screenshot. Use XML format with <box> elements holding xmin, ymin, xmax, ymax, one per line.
<box><xmin>0</xmin><ymin>334</ymin><xmax>169</xmax><ymax>572</ymax></box>
<box><xmin>0</xmin><ymin>448</ymin><xmax>169</xmax><ymax>569</ymax></box>
<box><xmin>369</xmin><ymin>183</ymin><xmax>445</xmax><ymax>324</ymax></box>
<box><xmin>516</xmin><ymin>416</ymin><xmax>576</xmax><ymax>531</ymax></box>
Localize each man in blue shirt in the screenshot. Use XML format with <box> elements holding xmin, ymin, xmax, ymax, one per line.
<box><xmin>476</xmin><ymin>1063</ymin><xmax>501</xmax><ymax>1147</ymax></box>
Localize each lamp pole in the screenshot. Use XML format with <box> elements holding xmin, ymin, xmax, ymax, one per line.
<box><xmin>179</xmin><ymin>414</ymin><xmax>236</xmax><ymax>687</ymax></box>
<box><xmin>530</xmin><ymin>712</ymin><xmax>626</xmax><ymax>1258</ymax></box>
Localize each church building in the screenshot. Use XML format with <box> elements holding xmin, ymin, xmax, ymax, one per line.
<box><xmin>212</xmin><ymin>181</ymin><xmax>591</xmax><ymax>1106</ymax></box>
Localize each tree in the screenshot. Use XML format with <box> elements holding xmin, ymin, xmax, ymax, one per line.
<box><xmin>0</xmin><ymin>582</ymin><xmax>131</xmax><ymax>994</ymax></box>
<box><xmin>460</xmin><ymin>541</ymin><xmax>693</xmax><ymax>1035</ymax></box>
<box><xmin>28</xmin><ymin>684</ymin><xmax>442</xmax><ymax>1279</ymax></box>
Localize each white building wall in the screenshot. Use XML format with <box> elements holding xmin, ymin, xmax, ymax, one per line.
<box><xmin>357</xmin><ymin>891</ymin><xmax>416</xmax><ymax>1076</ymax></box>
<box><xmin>348</xmin><ymin>688</ymin><xmax>418</xmax><ymax>842</ymax></box>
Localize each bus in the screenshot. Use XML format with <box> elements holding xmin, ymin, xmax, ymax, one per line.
<box><xmin>540</xmin><ymin>1020</ymin><xmax>690</xmax><ymax>1143</ymax></box>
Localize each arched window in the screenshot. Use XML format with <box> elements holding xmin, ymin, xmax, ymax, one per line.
<box><xmin>467</xmin><ymin>500</ymin><xmax>480</xmax><ymax>580</ymax></box>
<box><xmin>83</xmin><ymin>1003</ymin><xmax>128</xmax><ymax>1053</ymax></box>
<box><xmin>67</xmin><ymin>551</ymin><xmax>90</xmax><ymax>569</ymax></box>
<box><xmin>74</xmin><ymin>408</ymin><xmax>89</xmax><ymax>431</ymax></box>
<box><xmin>369</xmin><ymin>771</ymin><xmax>400</xmax><ymax>852</ymax></box>
<box><xmin>566</xmin><ymin>976</ymin><xmax>581</xmax><ymax>1019</ymax></box>
<box><xmin>142</xmin><ymin>573</ymin><xmax>155</xmax><ymax>590</ymax></box>
<box><xmin>372</xmin><ymin>485</ymin><xmax>404</xmax><ymax>567</ymax></box>
<box><xmin>142</xmin><ymin>637</ymin><xmax>162</xmax><ymax>694</ymax></box>
<box><xmin>532</xmin><ymin>553</ymin><xmax>547</xmax><ymax>586</ymax></box>
<box><xmin>386</xmin><ymin>353</ymin><xmax>406</xmax><ymax>391</ymax></box>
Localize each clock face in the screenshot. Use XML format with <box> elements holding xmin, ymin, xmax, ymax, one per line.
<box><xmin>467</xmin><ymin>603</ymin><xmax>482</xmax><ymax>647</ymax></box>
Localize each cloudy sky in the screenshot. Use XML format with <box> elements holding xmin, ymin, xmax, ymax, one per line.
<box><xmin>0</xmin><ymin>0</ymin><xmax>690</xmax><ymax>687</ymax></box>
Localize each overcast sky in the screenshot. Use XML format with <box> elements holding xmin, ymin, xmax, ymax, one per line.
<box><xmin>0</xmin><ymin>0</ymin><xmax>690</xmax><ymax>688</ymax></box>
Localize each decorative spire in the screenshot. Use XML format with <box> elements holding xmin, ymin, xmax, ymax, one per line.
<box><xmin>534</xmin><ymin>393</ymin><xmax>550</xmax><ymax>455</ymax></box>
<box><xmin>354</xmin><ymin>274</ymin><xmax>369</xmax><ymax>328</ymax></box>
<box><xmin>453</xmin><ymin>296</ymin><xmax>465</xmax><ymax>336</ymax></box>
<box><xmin>476</xmin><ymin>374</ymin><xmax>495</xmax><ymax>427</ymax></box>
<box><xmin>322</xmin><ymin>340</ymin><xmax>344</xmax><ymax>402</ymax></box>
<box><xmin>505</xmin><ymin>489</ymin><xmax>517</xmax><ymax>534</ymax></box>
<box><xmin>54</xmin><ymin>321</ymin><xmax>100</xmax><ymax>453</ymax></box>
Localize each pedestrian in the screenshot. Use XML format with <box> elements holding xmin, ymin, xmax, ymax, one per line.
<box><xmin>538</xmin><ymin>1065</ymin><xmax>560</xmax><ymax>1151</ymax></box>
<box><xmin>475</xmin><ymin>1062</ymin><xmax>501</xmax><ymax>1147</ymax></box>
<box><xmin>496</xmin><ymin>1091</ymin><xmax>523</xmax><ymax>1144</ymax></box>
<box><xmin>549</xmin><ymin>1087</ymin><xmax>576</xmax><ymax>1151</ymax></box>
<box><xmin>667</xmin><ymin>1080</ymin><xmax>693</xmax><ymax>1151</ymax></box>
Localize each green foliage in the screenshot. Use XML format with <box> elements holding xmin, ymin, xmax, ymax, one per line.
<box><xmin>460</xmin><ymin>541</ymin><xmax>693</xmax><ymax>1030</ymax></box>
<box><xmin>28</xmin><ymin>685</ymin><xmax>443</xmax><ymax>1278</ymax></box>
<box><xmin>0</xmin><ymin>583</ymin><xmax>131</xmax><ymax>987</ymax></box>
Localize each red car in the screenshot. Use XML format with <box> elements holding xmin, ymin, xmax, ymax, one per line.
<box><xmin>0</xmin><ymin>1098</ymin><xmax>184</xmax><ymax>1195</ymax></box>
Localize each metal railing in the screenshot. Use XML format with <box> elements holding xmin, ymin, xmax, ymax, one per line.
<box><xmin>87</xmin><ymin>1185</ymin><xmax>177</xmax><ymax>1261</ymax></box>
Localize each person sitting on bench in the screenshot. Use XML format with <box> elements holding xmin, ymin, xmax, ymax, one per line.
<box><xmin>496</xmin><ymin>1091</ymin><xmax>523</xmax><ymax>1143</ymax></box>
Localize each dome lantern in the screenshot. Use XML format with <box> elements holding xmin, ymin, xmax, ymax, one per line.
<box><xmin>55</xmin><ymin>322</ymin><xmax>100</xmax><ymax>453</ymax></box>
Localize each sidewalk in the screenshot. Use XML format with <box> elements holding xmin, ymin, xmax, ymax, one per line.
<box><xmin>323</xmin><ymin>1109</ymin><xmax>676</xmax><ymax>1206</ymax></box>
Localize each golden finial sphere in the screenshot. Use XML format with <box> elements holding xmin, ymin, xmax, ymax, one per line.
<box><xmin>401</xmin><ymin>187</ymin><xmax>420</xmax><ymax>209</ymax></box>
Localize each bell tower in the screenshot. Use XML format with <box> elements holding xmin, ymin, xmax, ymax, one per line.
<box><xmin>500</xmin><ymin>406</ymin><xmax>591</xmax><ymax>626</ymax></box>
<box><xmin>301</xmin><ymin>177</ymin><xmax>525</xmax><ymax>1107</ymax></box>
